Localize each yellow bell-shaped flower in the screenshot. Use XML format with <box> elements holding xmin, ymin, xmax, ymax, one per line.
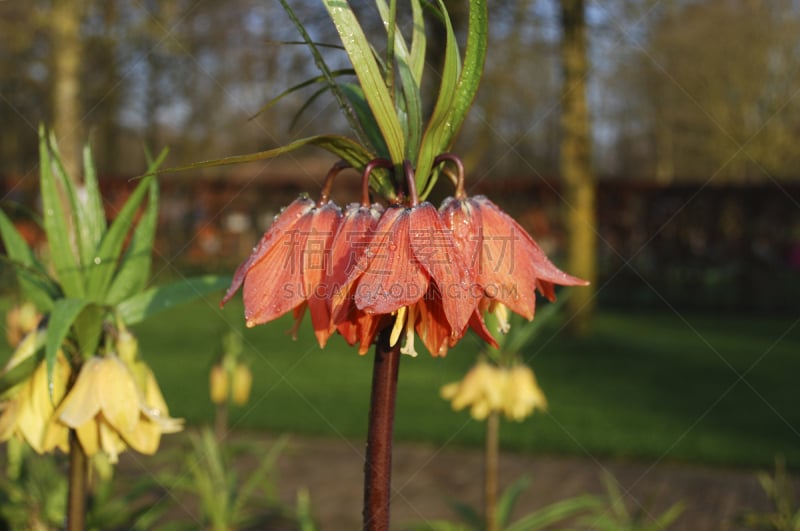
<box><xmin>209</xmin><ymin>363</ymin><xmax>228</xmax><ymax>405</ymax></box>
<box><xmin>231</xmin><ymin>363</ymin><xmax>252</xmax><ymax>406</ymax></box>
<box><xmin>501</xmin><ymin>365</ymin><xmax>547</xmax><ymax>422</ymax></box>
<box><xmin>440</xmin><ymin>361</ymin><xmax>505</xmax><ymax>421</ymax></box>
<box><xmin>0</xmin><ymin>351</ymin><xmax>71</xmax><ymax>454</ymax></box>
<box><xmin>50</xmin><ymin>355</ymin><xmax>182</xmax><ymax>463</ymax></box>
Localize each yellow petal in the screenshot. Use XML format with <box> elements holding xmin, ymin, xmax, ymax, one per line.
<box><xmin>75</xmin><ymin>418</ymin><xmax>100</xmax><ymax>457</ymax></box>
<box><xmin>98</xmin><ymin>417</ymin><xmax>127</xmax><ymax>464</ymax></box>
<box><xmin>59</xmin><ymin>357</ymin><xmax>103</xmax><ymax>428</ymax></box>
<box><xmin>122</xmin><ymin>415</ymin><xmax>161</xmax><ymax>455</ymax></box>
<box><xmin>42</xmin><ymin>420</ymin><xmax>69</xmax><ymax>453</ymax></box>
<box><xmin>95</xmin><ymin>356</ymin><xmax>141</xmax><ymax>434</ymax></box>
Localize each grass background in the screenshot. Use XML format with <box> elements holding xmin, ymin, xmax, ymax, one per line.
<box><xmin>110</xmin><ymin>292</ymin><xmax>800</xmax><ymax>470</ymax></box>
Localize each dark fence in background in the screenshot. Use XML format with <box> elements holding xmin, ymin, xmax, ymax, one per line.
<box><xmin>3</xmin><ymin>173</ymin><xmax>798</xmax><ymax>312</ymax></box>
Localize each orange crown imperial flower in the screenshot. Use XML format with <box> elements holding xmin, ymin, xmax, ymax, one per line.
<box><xmin>223</xmin><ymin>154</ymin><xmax>586</xmax><ymax>356</ymax></box>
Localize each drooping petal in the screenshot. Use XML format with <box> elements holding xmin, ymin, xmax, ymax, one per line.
<box><xmin>409</xmin><ymin>202</ymin><xmax>474</xmax><ymax>333</ymax></box>
<box><xmin>474</xmin><ymin>196</ymin><xmax>588</xmax><ymax>288</ymax></box>
<box><xmin>242</xmin><ymin>211</ymin><xmax>313</xmax><ymax>327</ymax></box>
<box><xmin>440</xmin><ymin>196</ymin><xmax>482</xmax><ymax>275</ymax></box>
<box><xmin>58</xmin><ymin>357</ymin><xmax>104</xmax><ymax>428</ymax></box>
<box><xmin>96</xmin><ymin>356</ymin><xmax>141</xmax><ymax>434</ymax></box>
<box><xmin>353</xmin><ymin>207</ymin><xmax>429</xmax><ymax>315</ymax></box>
<box><xmin>414</xmin><ymin>288</ymin><xmax>453</xmax><ymax>357</ymax></box>
<box><xmin>303</xmin><ymin>202</ymin><xmax>341</xmax><ymax>347</ymax></box>
<box><xmin>222</xmin><ymin>196</ymin><xmax>315</xmax><ymax>305</ymax></box>
<box><xmin>329</xmin><ymin>203</ymin><xmax>382</xmax><ymax>322</ymax></box>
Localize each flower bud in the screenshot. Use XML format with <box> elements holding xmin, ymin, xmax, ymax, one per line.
<box><xmin>209</xmin><ymin>364</ymin><xmax>228</xmax><ymax>405</ymax></box>
<box><xmin>116</xmin><ymin>328</ymin><xmax>139</xmax><ymax>364</ymax></box>
<box><xmin>231</xmin><ymin>363</ymin><xmax>253</xmax><ymax>406</ymax></box>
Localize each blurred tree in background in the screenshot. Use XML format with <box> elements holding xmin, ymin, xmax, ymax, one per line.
<box><xmin>1</xmin><ymin>0</ymin><xmax>798</xmax><ymax>182</ymax></box>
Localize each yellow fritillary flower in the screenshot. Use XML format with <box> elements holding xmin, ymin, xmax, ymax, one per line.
<box><xmin>441</xmin><ymin>362</ymin><xmax>547</xmax><ymax>422</ymax></box>
<box><xmin>48</xmin><ymin>355</ymin><xmax>182</xmax><ymax>463</ymax></box>
<box><xmin>440</xmin><ymin>361</ymin><xmax>505</xmax><ymax>421</ymax></box>
<box><xmin>0</xmin><ymin>350</ymin><xmax>71</xmax><ymax>454</ymax></box>
<box><xmin>502</xmin><ymin>365</ymin><xmax>547</xmax><ymax>422</ymax></box>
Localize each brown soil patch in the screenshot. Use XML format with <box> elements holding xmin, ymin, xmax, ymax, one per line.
<box><xmin>275</xmin><ymin>435</ymin><xmax>779</xmax><ymax>530</ymax></box>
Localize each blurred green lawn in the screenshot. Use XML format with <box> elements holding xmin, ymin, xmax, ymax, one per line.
<box><xmin>2</xmin><ymin>294</ymin><xmax>796</xmax><ymax>469</ymax></box>
<box><xmin>120</xmin><ymin>294</ymin><xmax>800</xmax><ymax>470</ymax></box>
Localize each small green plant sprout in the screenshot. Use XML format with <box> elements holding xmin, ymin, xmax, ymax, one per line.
<box><xmin>738</xmin><ymin>455</ymin><xmax>800</xmax><ymax>531</ymax></box>
<box><xmin>577</xmin><ymin>470</ymin><xmax>685</xmax><ymax>531</ymax></box>
<box><xmin>163</xmin><ymin>426</ymin><xmax>291</xmax><ymax>531</ymax></box>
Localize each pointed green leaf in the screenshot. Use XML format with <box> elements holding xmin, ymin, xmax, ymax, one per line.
<box><xmin>408</xmin><ymin>0</ymin><xmax>427</xmax><ymax>84</ymax></box>
<box><xmin>45</xmin><ymin>297</ymin><xmax>91</xmax><ymax>387</ymax></box>
<box><xmin>0</xmin><ymin>209</ymin><xmax>58</xmax><ymax>311</ymax></box>
<box><xmin>450</xmin><ymin>0</ymin><xmax>488</xmax><ymax>142</ymax></box>
<box><xmin>323</xmin><ymin>0</ymin><xmax>406</xmax><ymax>163</ymax></box>
<box><xmin>251</xmin><ymin>68</ymin><xmax>355</xmax><ymax>121</ymax></box>
<box><xmin>0</xmin><ymin>349</ymin><xmax>41</xmax><ymax>396</ymax></box>
<box><xmin>278</xmin><ymin>0</ymin><xmax>372</xmax><ymax>148</ymax></box>
<box><xmin>396</xmin><ymin>58</ymin><xmax>423</xmax><ymax>161</ymax></box>
<box><xmin>340</xmin><ymin>83</ymin><xmax>390</xmax><ymax>159</ymax></box>
<box><xmin>84</xmin><ymin>175</ymin><xmax>154</xmax><ymax>301</ymax></box>
<box><xmin>72</xmin><ymin>303</ymin><xmax>105</xmax><ymax>358</ymax></box>
<box><xmin>415</xmin><ymin>0</ymin><xmax>462</xmax><ymax>192</ymax></box>
<box><xmin>495</xmin><ymin>476</ymin><xmax>531</xmax><ymax>527</ymax></box>
<box><xmin>77</xmin><ymin>142</ymin><xmax>107</xmax><ymax>257</ymax></box>
<box><xmin>38</xmin><ymin>128</ymin><xmax>84</xmax><ymax>298</ymax></box>
<box><xmin>47</xmin><ymin>131</ymin><xmax>97</xmax><ymax>269</ymax></box>
<box><xmin>106</xmin><ymin>150</ymin><xmax>168</xmax><ymax>304</ymax></box>
<box><xmin>505</xmin><ymin>495</ymin><xmax>601</xmax><ymax>531</ymax></box>
<box><xmin>505</xmin><ymin>295</ymin><xmax>567</xmax><ymax>355</ymax></box>
<box><xmin>117</xmin><ymin>275</ymin><xmax>232</xmax><ymax>326</ymax></box>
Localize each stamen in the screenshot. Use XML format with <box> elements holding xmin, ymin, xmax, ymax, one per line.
<box><xmin>493</xmin><ymin>302</ymin><xmax>510</xmax><ymax>334</ymax></box>
<box><xmin>389</xmin><ymin>306</ymin><xmax>407</xmax><ymax>347</ymax></box>
<box><xmin>400</xmin><ymin>304</ymin><xmax>419</xmax><ymax>357</ymax></box>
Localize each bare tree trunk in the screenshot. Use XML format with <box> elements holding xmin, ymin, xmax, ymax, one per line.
<box><xmin>51</xmin><ymin>0</ymin><xmax>84</xmax><ymax>181</ymax></box>
<box><xmin>559</xmin><ymin>0</ymin><xmax>596</xmax><ymax>335</ymax></box>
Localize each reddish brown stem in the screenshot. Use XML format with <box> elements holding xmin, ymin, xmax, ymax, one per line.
<box><xmin>361</xmin><ymin>158</ymin><xmax>393</xmax><ymax>207</ymax></box>
<box><xmin>404</xmin><ymin>160</ymin><xmax>418</xmax><ymax>207</ymax></box>
<box><xmin>434</xmin><ymin>153</ymin><xmax>466</xmax><ymax>199</ymax></box>
<box><xmin>67</xmin><ymin>429</ymin><xmax>87</xmax><ymax>531</ymax></box>
<box><xmin>319</xmin><ymin>160</ymin><xmax>351</xmax><ymax>205</ymax></box>
<box><xmin>363</xmin><ymin>326</ymin><xmax>401</xmax><ymax>531</ymax></box>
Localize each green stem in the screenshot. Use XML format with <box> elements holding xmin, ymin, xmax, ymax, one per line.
<box><xmin>485</xmin><ymin>411</ymin><xmax>500</xmax><ymax>531</ymax></box>
<box><xmin>67</xmin><ymin>429</ymin><xmax>87</xmax><ymax>531</ymax></box>
<box><xmin>363</xmin><ymin>326</ymin><xmax>401</xmax><ymax>531</ymax></box>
